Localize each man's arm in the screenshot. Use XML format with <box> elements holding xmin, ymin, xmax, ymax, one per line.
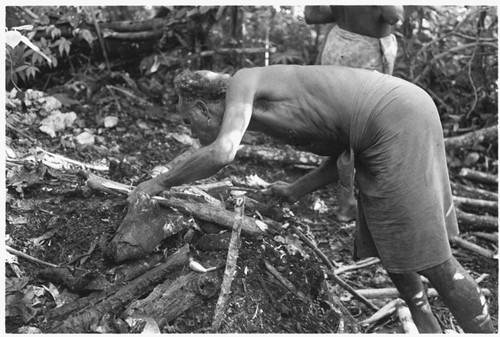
<box><xmin>379</xmin><ymin>6</ymin><xmax>404</xmax><ymax>25</ymax></box>
<box><xmin>304</xmin><ymin>6</ymin><xmax>335</xmax><ymax>24</ymax></box>
<box><xmin>128</xmin><ymin>68</ymin><xmax>260</xmax><ymax>200</ymax></box>
<box><xmin>268</xmin><ymin>157</ymin><xmax>339</xmax><ymax>203</ymax></box>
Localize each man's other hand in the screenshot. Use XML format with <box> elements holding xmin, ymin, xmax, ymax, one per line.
<box><xmin>262</xmin><ymin>181</ymin><xmax>297</xmax><ymax>204</ymax></box>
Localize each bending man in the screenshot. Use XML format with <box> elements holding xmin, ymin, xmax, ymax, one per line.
<box><xmin>129</xmin><ymin>65</ymin><xmax>493</xmax><ymax>333</ymax></box>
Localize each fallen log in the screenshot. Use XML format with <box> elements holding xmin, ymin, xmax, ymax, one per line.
<box><xmin>453</xmin><ymin>195</ymin><xmax>498</xmax><ymax>215</ymax></box>
<box><xmin>124</xmin><ymin>271</ymin><xmax>221</xmax><ymax>329</ymax></box>
<box><xmin>444</xmin><ymin>126</ymin><xmax>497</xmax><ymax>152</ymax></box>
<box><xmin>99</xmin><ymin>17</ymin><xmax>177</xmax><ymax>32</ymax></box>
<box><xmin>450</xmin><ymin>181</ymin><xmax>498</xmax><ymax>201</ymax></box>
<box><xmin>156</xmin><ymin>197</ymin><xmax>279</xmax><ymax>236</ymax></box>
<box><xmin>47</xmin><ymin>253</ymin><xmax>166</xmax><ymax>321</ymax></box>
<box><xmin>456</xmin><ymin>209</ymin><xmax>498</xmax><ymax>232</ymax></box>
<box><xmin>450</xmin><ymin>236</ymin><xmax>496</xmax><ymax>259</ymax></box>
<box><xmin>458</xmin><ymin>168</ymin><xmax>498</xmax><ymax>186</ymax></box>
<box><xmin>237</xmin><ymin>144</ymin><xmax>325</xmax><ymax>167</ymax></box>
<box><xmin>50</xmin><ymin>245</ymin><xmax>190</xmax><ymax>333</ymax></box>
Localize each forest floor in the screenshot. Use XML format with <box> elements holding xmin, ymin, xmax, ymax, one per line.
<box><xmin>4</xmin><ymin>72</ymin><xmax>498</xmax><ymax>333</ymax></box>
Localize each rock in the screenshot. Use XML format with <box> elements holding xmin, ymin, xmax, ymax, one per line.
<box><xmin>75</xmin><ymin>131</ymin><xmax>95</xmax><ymax>146</ymax></box>
<box><xmin>103</xmin><ymin>116</ymin><xmax>118</xmax><ymax>128</ymax></box>
<box><xmin>39</xmin><ymin>111</ymin><xmax>77</xmax><ymax>138</ymax></box>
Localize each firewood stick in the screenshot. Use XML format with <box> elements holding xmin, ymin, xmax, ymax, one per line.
<box><xmin>471</xmin><ymin>232</ymin><xmax>498</xmax><ymax>244</ymax></box>
<box><xmin>360</xmin><ymin>298</ymin><xmax>399</xmax><ymax>326</ymax></box>
<box><xmin>450</xmin><ymin>181</ymin><xmax>498</xmax><ymax>201</ymax></box>
<box><xmin>458</xmin><ymin>168</ymin><xmax>498</xmax><ymax>185</ymax></box>
<box><xmin>450</xmin><ymin>236</ymin><xmax>496</xmax><ymax>259</ymax></box>
<box><xmin>396</xmin><ymin>300</ymin><xmax>419</xmax><ymax>334</ymax></box>
<box><xmin>264</xmin><ymin>260</ymin><xmax>308</xmax><ymax>302</ymax></box>
<box><xmin>335</xmin><ymin>257</ymin><xmax>381</xmax><ymax>275</ymax></box>
<box><xmin>211</xmin><ymin>194</ymin><xmax>245</xmax><ymax>332</ymax></box>
<box><xmin>355</xmin><ymin>287</ymin><xmax>491</xmax><ymax>299</ymax></box>
<box><xmin>444</xmin><ymin>126</ymin><xmax>497</xmax><ymax>151</ymax></box>
<box><xmin>456</xmin><ymin>209</ymin><xmax>498</xmax><ymax>231</ymax></box>
<box><xmin>6</xmin><ymin>245</ymin><xmax>60</xmax><ymax>268</ymax></box>
<box><xmin>291</xmin><ymin>225</ymin><xmax>380</xmax><ymax>312</ymax></box>
<box><xmin>453</xmin><ymin>195</ymin><xmax>498</xmax><ymax>214</ymax></box>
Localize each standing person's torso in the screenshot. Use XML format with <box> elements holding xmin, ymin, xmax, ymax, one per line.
<box><xmin>330</xmin><ymin>6</ymin><xmax>393</xmax><ymax>38</ymax></box>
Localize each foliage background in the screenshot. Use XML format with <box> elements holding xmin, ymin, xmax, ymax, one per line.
<box><xmin>6</xmin><ymin>5</ymin><xmax>498</xmax><ymax>131</ymax></box>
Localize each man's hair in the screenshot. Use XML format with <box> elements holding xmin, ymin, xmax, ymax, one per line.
<box><xmin>174</xmin><ymin>70</ymin><xmax>230</xmax><ymax>101</ymax></box>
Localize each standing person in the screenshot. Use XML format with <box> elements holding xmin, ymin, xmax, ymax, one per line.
<box><xmin>128</xmin><ymin>66</ymin><xmax>493</xmax><ymax>333</ymax></box>
<box><xmin>304</xmin><ymin>5</ymin><xmax>404</xmax><ymax>221</ymax></box>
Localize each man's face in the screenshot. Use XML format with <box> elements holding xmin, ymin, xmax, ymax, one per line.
<box><xmin>177</xmin><ymin>96</ymin><xmax>224</xmax><ymax>146</ymax></box>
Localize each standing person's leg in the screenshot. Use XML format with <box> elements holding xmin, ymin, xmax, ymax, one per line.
<box><xmin>388</xmin><ymin>272</ymin><xmax>442</xmax><ymax>333</ymax></box>
<box><xmin>336</xmin><ymin>148</ymin><xmax>357</xmax><ymax>221</ymax></box>
<box><xmin>419</xmin><ymin>256</ymin><xmax>494</xmax><ymax>333</ymax></box>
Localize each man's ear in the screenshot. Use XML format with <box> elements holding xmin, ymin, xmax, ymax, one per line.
<box><xmin>195</xmin><ymin>100</ymin><xmax>210</xmax><ymax>121</ymax></box>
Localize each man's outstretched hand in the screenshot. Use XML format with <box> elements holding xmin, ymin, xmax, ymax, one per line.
<box><xmin>127</xmin><ymin>179</ymin><xmax>165</xmax><ymax>204</ymax></box>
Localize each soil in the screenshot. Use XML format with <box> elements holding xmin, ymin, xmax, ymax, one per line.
<box><xmin>5</xmin><ymin>75</ymin><xmax>498</xmax><ymax>333</ymax></box>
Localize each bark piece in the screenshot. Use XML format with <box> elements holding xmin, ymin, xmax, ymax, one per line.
<box><xmin>124</xmin><ymin>271</ymin><xmax>221</xmax><ymax>329</ymax></box>
<box><xmin>106</xmin><ymin>192</ymin><xmax>190</xmax><ymax>263</ymax></box>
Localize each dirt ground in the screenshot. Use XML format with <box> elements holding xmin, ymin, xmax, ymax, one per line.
<box><xmin>5</xmin><ymin>81</ymin><xmax>498</xmax><ymax>333</ymax></box>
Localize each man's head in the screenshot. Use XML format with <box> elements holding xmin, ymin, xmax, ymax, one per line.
<box><xmin>174</xmin><ymin>70</ymin><xmax>231</xmax><ymax>145</ymax></box>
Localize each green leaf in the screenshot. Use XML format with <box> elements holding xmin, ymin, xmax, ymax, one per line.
<box><xmin>5</xmin><ymin>31</ymin><xmax>22</xmax><ymax>48</ymax></box>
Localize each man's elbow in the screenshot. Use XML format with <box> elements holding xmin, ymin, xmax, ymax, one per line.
<box><xmin>210</xmin><ymin>143</ymin><xmax>236</xmax><ymax>169</ymax></box>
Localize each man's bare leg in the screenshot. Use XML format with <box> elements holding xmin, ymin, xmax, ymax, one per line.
<box><xmin>388</xmin><ymin>271</ymin><xmax>442</xmax><ymax>333</ymax></box>
<box><xmin>419</xmin><ymin>256</ymin><xmax>494</xmax><ymax>333</ymax></box>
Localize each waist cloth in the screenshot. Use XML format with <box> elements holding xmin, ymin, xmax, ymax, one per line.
<box><xmin>348</xmin><ymin>72</ymin><xmax>459</xmax><ymax>273</ymax></box>
<box><xmin>321</xmin><ymin>25</ymin><xmax>397</xmax><ymax>75</ymax></box>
